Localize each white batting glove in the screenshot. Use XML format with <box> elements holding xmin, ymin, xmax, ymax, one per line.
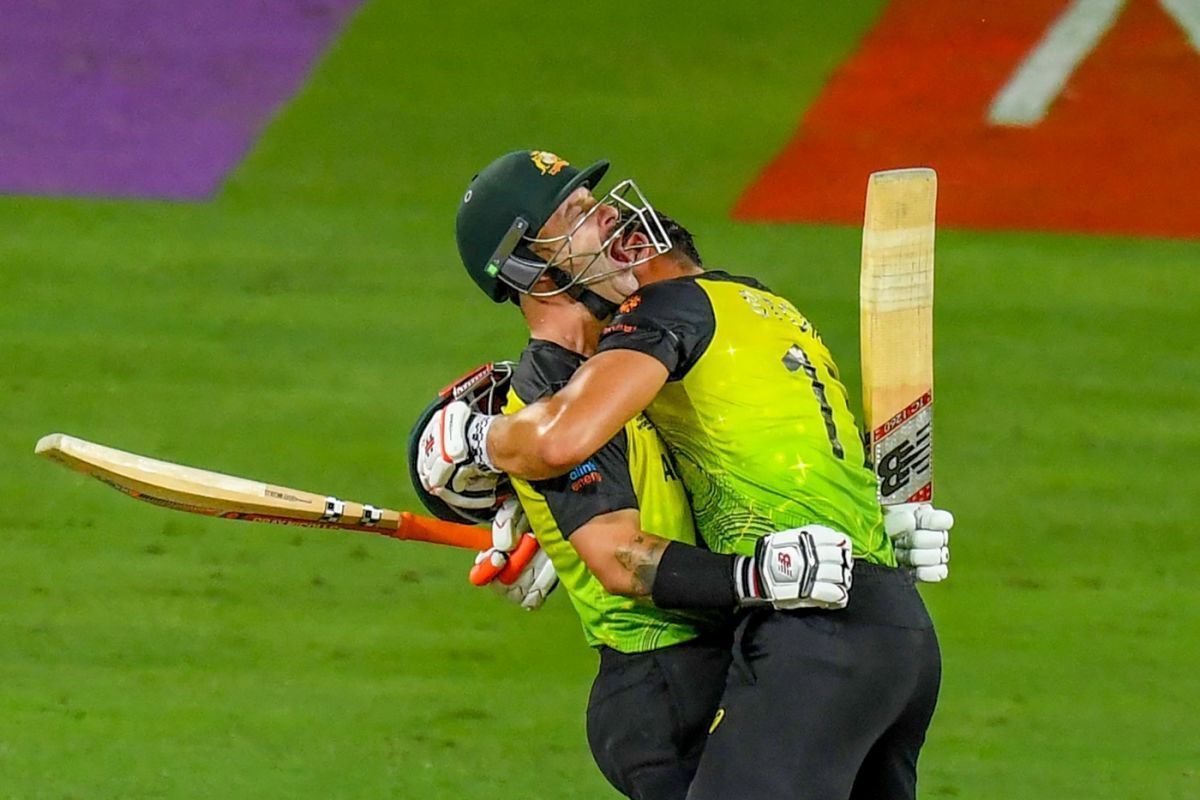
<box><xmin>884</xmin><ymin>503</ymin><xmax>954</xmax><ymax>582</ymax></box>
<box><xmin>416</xmin><ymin>400</ymin><xmax>500</xmax><ymax>510</ymax></box>
<box><xmin>468</xmin><ymin>499</ymin><xmax>558</xmax><ymax>611</ymax></box>
<box><xmin>490</xmin><ymin>495</ymin><xmax>524</xmax><ymax>553</ymax></box>
<box><xmin>470</xmin><ymin>496</ymin><xmax>526</xmax><ymax>573</ymax></box>
<box><xmin>489</xmin><ymin>545</ymin><xmax>558</xmax><ymax>611</ymax></box>
<box><xmin>734</xmin><ymin>525</ymin><xmax>854</xmax><ymax>610</ymax></box>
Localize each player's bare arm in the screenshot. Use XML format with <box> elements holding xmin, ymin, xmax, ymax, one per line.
<box><xmin>569</xmin><ymin>509</ymin><xmax>669</xmax><ymax>597</ymax></box>
<box><xmin>486</xmin><ymin>349</ymin><xmax>668</xmax><ymax>480</ymax></box>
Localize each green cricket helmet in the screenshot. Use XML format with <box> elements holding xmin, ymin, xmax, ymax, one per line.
<box><xmin>455</xmin><ymin>150</ymin><xmax>609</xmax><ymax>302</ymax></box>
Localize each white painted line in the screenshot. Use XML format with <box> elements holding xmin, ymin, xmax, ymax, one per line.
<box><xmin>988</xmin><ymin>0</ymin><xmax>1126</xmax><ymax>127</ymax></box>
<box><xmin>1160</xmin><ymin>0</ymin><xmax>1200</xmax><ymax>52</ymax></box>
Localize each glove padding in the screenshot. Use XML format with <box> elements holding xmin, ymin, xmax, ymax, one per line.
<box><xmin>476</xmin><ymin>542</ymin><xmax>558</xmax><ymax>610</ymax></box>
<box><xmin>416</xmin><ymin>400</ymin><xmax>501</xmax><ymax>511</ymax></box>
<box><xmin>469</xmin><ymin>498</ymin><xmax>558</xmax><ymax>611</ymax></box>
<box><xmin>883</xmin><ymin>503</ymin><xmax>954</xmax><ymax>582</ymax></box>
<box><xmin>490</xmin><ymin>494</ymin><xmax>523</xmax><ymax>553</ymax></box>
<box><xmin>736</xmin><ymin>525</ymin><xmax>854</xmax><ymax>610</ymax></box>
<box><xmin>468</xmin><ymin>496</ymin><xmax>529</xmax><ymax>578</ymax></box>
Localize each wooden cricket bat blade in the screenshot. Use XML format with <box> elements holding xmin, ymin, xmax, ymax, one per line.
<box><xmin>35</xmin><ymin>433</ymin><xmax>490</xmax><ymax>550</ymax></box>
<box><xmin>860</xmin><ymin>168</ymin><xmax>936</xmax><ymax>506</ymax></box>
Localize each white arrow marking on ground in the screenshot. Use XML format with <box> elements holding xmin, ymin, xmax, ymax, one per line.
<box><xmin>988</xmin><ymin>0</ymin><xmax>1126</xmax><ymax>126</ymax></box>
<box><xmin>990</xmin><ymin>0</ymin><xmax>1200</xmax><ymax>126</ymax></box>
<box><xmin>1160</xmin><ymin>0</ymin><xmax>1200</xmax><ymax>50</ymax></box>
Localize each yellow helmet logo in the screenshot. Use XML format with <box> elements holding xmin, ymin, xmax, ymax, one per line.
<box><xmin>530</xmin><ymin>151</ymin><xmax>569</xmax><ymax>176</ymax></box>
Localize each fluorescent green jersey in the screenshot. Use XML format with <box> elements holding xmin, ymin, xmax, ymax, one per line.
<box><xmin>505</xmin><ymin>340</ymin><xmax>717</xmax><ymax>653</ymax></box>
<box><xmin>597</xmin><ymin>271</ymin><xmax>893</xmax><ymax>564</ymax></box>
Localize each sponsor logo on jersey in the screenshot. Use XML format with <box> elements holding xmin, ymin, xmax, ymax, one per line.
<box><xmin>568</xmin><ymin>459</ymin><xmax>604</xmax><ymax>491</ymax></box>
<box><xmin>618</xmin><ymin>294</ymin><xmax>642</xmax><ymax>314</ymax></box>
<box><xmin>571</xmin><ymin>472</ymin><xmax>603</xmax><ymax>491</ymax></box>
<box><xmin>530</xmin><ymin>151</ymin><xmax>569</xmax><ymax>176</ymax></box>
<box><xmin>602</xmin><ymin>323</ymin><xmax>638</xmax><ymax>336</ymax></box>
<box><xmin>568</xmin><ymin>461</ymin><xmax>597</xmax><ymax>481</ymax></box>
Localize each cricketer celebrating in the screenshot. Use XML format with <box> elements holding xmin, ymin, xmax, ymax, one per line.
<box><xmin>419</xmin><ymin>150</ymin><xmax>955</xmax><ymax>799</ymax></box>
<box><xmin>416</xmin><ymin>151</ymin><xmax>857</xmax><ymax>799</ymax></box>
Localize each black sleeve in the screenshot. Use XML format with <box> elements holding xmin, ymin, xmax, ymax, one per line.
<box><xmin>651</xmin><ymin>541</ymin><xmax>739</xmax><ymax>610</ymax></box>
<box><xmin>595</xmin><ymin>279</ymin><xmax>715</xmax><ymax>381</ymax></box>
<box><xmin>530</xmin><ymin>428</ymin><xmax>638</xmax><ymax>538</ymax></box>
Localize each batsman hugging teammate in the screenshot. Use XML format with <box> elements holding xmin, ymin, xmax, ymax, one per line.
<box><xmin>417</xmin><ymin>150</ymin><xmax>955</xmax><ymax>799</ymax></box>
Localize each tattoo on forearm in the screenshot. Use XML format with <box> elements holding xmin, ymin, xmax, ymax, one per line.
<box><xmin>614</xmin><ymin>533</ymin><xmax>668</xmax><ymax>597</ymax></box>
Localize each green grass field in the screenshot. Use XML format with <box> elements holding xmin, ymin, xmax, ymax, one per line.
<box><xmin>3</xmin><ymin>1</ymin><xmax>1198</xmax><ymax>797</ymax></box>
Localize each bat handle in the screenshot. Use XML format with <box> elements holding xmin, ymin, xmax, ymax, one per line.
<box><xmin>468</xmin><ymin>533</ymin><xmax>540</xmax><ymax>587</ymax></box>
<box><xmin>469</xmin><ymin>556</ymin><xmax>504</xmax><ymax>587</ymax></box>
<box><xmin>498</xmin><ymin>533</ymin><xmax>539</xmax><ymax>585</ymax></box>
<box><xmin>394</xmin><ymin>511</ymin><xmax>491</xmax><ymax>550</ymax></box>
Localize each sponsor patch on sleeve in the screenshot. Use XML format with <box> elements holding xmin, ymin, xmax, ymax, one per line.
<box><xmin>568</xmin><ymin>459</ymin><xmax>604</xmax><ymax>492</ymax></box>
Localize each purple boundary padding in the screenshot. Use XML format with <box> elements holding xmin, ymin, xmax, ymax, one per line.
<box><xmin>0</xmin><ymin>0</ymin><xmax>362</xmax><ymax>200</ymax></box>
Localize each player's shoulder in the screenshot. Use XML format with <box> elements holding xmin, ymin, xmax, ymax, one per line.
<box><xmin>511</xmin><ymin>339</ymin><xmax>584</xmax><ymax>404</ymax></box>
<box><xmin>631</xmin><ymin>271</ymin><xmax>703</xmax><ymax>301</ymax></box>
<box><xmin>694</xmin><ymin>269</ymin><xmax>775</xmax><ymax>295</ymax></box>
<box><xmin>624</xmin><ymin>270</ymin><xmax>774</xmax><ymax>312</ymax></box>
<box><xmin>614</xmin><ymin>273</ymin><xmax>707</xmax><ymax>323</ymax></box>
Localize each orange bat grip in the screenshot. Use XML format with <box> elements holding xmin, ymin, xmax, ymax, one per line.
<box><xmin>497</xmin><ymin>533</ymin><xmax>540</xmax><ymax>585</ymax></box>
<box><xmin>469</xmin><ymin>556</ymin><xmax>505</xmax><ymax>587</ymax></box>
<box><xmin>393</xmin><ymin>511</ymin><xmax>491</xmax><ymax>550</ymax></box>
<box><xmin>467</xmin><ymin>533</ymin><xmax>541</xmax><ymax>587</ymax></box>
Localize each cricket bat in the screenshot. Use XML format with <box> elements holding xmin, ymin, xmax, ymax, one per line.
<box><xmin>35</xmin><ymin>433</ymin><xmax>491</xmax><ymax>551</ymax></box>
<box><xmin>860</xmin><ymin>168</ymin><xmax>937</xmax><ymax>505</ymax></box>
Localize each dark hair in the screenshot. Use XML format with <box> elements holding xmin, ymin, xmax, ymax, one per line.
<box><xmin>655</xmin><ymin>212</ymin><xmax>702</xmax><ymax>267</ymax></box>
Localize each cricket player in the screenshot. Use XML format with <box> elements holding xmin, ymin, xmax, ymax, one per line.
<box><xmin>419</xmin><ymin>150</ymin><xmax>955</xmax><ymax>799</ymax></box>
<box><xmin>414</xmin><ymin>151</ymin><xmax>856</xmax><ymax>799</ymax></box>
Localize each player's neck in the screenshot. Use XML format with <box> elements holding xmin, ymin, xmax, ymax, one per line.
<box><xmin>523</xmin><ymin>297</ymin><xmax>604</xmax><ymax>357</ymax></box>
<box><xmin>636</xmin><ymin>253</ymin><xmax>702</xmax><ymax>286</ymax></box>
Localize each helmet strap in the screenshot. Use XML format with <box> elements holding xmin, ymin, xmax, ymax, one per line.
<box><xmin>545</xmin><ymin>267</ymin><xmax>620</xmax><ymax>320</ymax></box>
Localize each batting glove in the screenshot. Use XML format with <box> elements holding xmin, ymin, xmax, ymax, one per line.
<box><xmin>884</xmin><ymin>503</ymin><xmax>954</xmax><ymax>582</ymax></box>
<box><xmin>416</xmin><ymin>400</ymin><xmax>500</xmax><ymax>510</ymax></box>
<box><xmin>468</xmin><ymin>500</ymin><xmax>558</xmax><ymax>611</ymax></box>
<box><xmin>486</xmin><ymin>542</ymin><xmax>558</xmax><ymax>610</ymax></box>
<box><xmin>733</xmin><ymin>525</ymin><xmax>854</xmax><ymax>610</ymax></box>
<box><xmin>468</xmin><ymin>496</ymin><xmax>528</xmax><ymax>579</ymax></box>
